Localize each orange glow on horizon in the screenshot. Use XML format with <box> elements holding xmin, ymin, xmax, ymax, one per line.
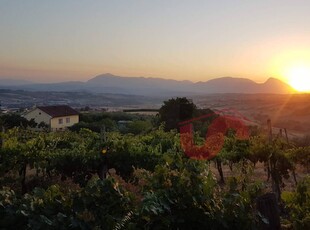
<box><xmin>286</xmin><ymin>66</ymin><xmax>310</xmax><ymax>92</ymax></box>
<box><xmin>269</xmin><ymin>47</ymin><xmax>310</xmax><ymax>92</ymax></box>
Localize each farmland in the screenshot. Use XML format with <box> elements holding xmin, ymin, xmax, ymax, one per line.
<box><xmin>0</xmin><ymin>98</ymin><xmax>309</xmax><ymax>229</ymax></box>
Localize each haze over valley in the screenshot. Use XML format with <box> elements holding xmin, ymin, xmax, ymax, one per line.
<box><xmin>1</xmin><ymin>73</ymin><xmax>308</xmax><ymax>136</ymax></box>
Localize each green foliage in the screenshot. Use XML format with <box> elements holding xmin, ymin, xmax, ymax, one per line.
<box><xmin>282</xmin><ymin>177</ymin><xmax>310</xmax><ymax>229</ymax></box>
<box><xmin>0</xmin><ymin>119</ymin><xmax>308</xmax><ymax>229</ymax></box>
<box><xmin>287</xmin><ymin>146</ymin><xmax>310</xmax><ymax>171</ymax></box>
<box><xmin>69</xmin><ymin>119</ymin><xmax>117</xmax><ymax>133</ymax></box>
<box><xmin>130</xmin><ymin>152</ymin><xmax>261</xmax><ymax>229</ymax></box>
<box><xmin>79</xmin><ymin>112</ymin><xmax>147</xmax><ymax>124</ymax></box>
<box><xmin>0</xmin><ymin>128</ymin><xmax>102</xmax><ymax>189</ymax></box>
<box><xmin>248</xmin><ymin>136</ymin><xmax>295</xmax><ymax>200</ymax></box>
<box><xmin>220</xmin><ymin>137</ymin><xmax>250</xmax><ymax>164</ymax></box>
<box><xmin>47</xmin><ymin>129</ymin><xmax>101</xmax><ymax>185</ymax></box>
<box><xmin>192</xmin><ymin>108</ymin><xmax>216</xmax><ymax>138</ymax></box>
<box><xmin>159</xmin><ymin>97</ymin><xmax>197</xmax><ymax>131</ymax></box>
<box><xmin>0</xmin><ymin>178</ymin><xmax>132</xmax><ymax>229</ymax></box>
<box><xmin>70</xmin><ymin>112</ymin><xmax>155</xmax><ymax>134</ymax></box>
<box><xmin>107</xmin><ymin>128</ymin><xmax>178</xmax><ymax>178</ymax></box>
<box><xmin>124</xmin><ymin>120</ymin><xmax>153</xmax><ymax>135</ymax></box>
<box><xmin>0</xmin><ymin>114</ymin><xmax>36</xmax><ymax>129</ymax></box>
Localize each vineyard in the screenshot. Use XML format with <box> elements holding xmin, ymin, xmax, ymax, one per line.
<box><xmin>0</xmin><ymin>105</ymin><xmax>309</xmax><ymax>229</ymax></box>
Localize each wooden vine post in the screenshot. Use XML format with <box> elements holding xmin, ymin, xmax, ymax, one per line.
<box><xmin>98</xmin><ymin>125</ymin><xmax>109</xmax><ymax>180</ymax></box>
<box><xmin>255</xmin><ymin>120</ymin><xmax>281</xmax><ymax>229</ymax></box>
<box><xmin>256</xmin><ymin>193</ymin><xmax>281</xmax><ymax>230</ymax></box>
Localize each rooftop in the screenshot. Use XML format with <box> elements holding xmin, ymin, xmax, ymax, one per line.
<box><xmin>37</xmin><ymin>105</ymin><xmax>79</xmax><ymax>118</ymax></box>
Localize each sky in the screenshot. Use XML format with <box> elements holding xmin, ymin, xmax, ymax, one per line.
<box><xmin>0</xmin><ymin>0</ymin><xmax>310</xmax><ymax>86</ymax></box>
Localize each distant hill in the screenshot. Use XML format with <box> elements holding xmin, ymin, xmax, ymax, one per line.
<box><xmin>85</xmin><ymin>73</ymin><xmax>195</xmax><ymax>95</ymax></box>
<box><xmin>195</xmin><ymin>77</ymin><xmax>294</xmax><ymax>94</ymax></box>
<box><xmin>85</xmin><ymin>74</ymin><xmax>295</xmax><ymax>95</ymax></box>
<box><xmin>0</xmin><ymin>74</ymin><xmax>295</xmax><ymax>96</ymax></box>
<box><xmin>259</xmin><ymin>77</ymin><xmax>294</xmax><ymax>94</ymax></box>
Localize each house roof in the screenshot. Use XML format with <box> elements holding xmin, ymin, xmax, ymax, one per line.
<box><xmin>37</xmin><ymin>105</ymin><xmax>79</xmax><ymax>118</ymax></box>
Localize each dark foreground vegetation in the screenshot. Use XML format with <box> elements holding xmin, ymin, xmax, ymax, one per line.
<box><xmin>0</xmin><ymin>98</ymin><xmax>309</xmax><ymax>229</ymax></box>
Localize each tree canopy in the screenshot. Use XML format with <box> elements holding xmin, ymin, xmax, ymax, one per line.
<box><xmin>159</xmin><ymin>97</ymin><xmax>197</xmax><ymax>131</ymax></box>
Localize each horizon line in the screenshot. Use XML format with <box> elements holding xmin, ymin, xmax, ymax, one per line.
<box><xmin>0</xmin><ymin>73</ymin><xmax>284</xmax><ymax>85</ymax></box>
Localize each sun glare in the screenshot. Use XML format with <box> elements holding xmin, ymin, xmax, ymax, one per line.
<box><xmin>286</xmin><ymin>66</ymin><xmax>310</xmax><ymax>92</ymax></box>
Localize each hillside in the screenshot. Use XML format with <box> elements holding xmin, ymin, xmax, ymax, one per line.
<box><xmin>0</xmin><ymin>74</ymin><xmax>295</xmax><ymax>96</ymax></box>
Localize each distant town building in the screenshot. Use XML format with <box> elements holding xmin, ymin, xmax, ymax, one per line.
<box><xmin>24</xmin><ymin>105</ymin><xmax>79</xmax><ymax>131</ymax></box>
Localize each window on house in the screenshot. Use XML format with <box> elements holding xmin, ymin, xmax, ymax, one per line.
<box><xmin>66</xmin><ymin>117</ymin><xmax>70</xmax><ymax>123</ymax></box>
<box><xmin>58</xmin><ymin>118</ymin><xmax>63</xmax><ymax>124</ymax></box>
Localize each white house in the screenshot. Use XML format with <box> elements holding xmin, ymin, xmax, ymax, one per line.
<box><xmin>24</xmin><ymin>105</ymin><xmax>79</xmax><ymax>131</ymax></box>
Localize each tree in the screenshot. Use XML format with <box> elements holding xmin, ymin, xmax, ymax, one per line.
<box><xmin>0</xmin><ymin>114</ymin><xmax>34</xmax><ymax>129</ymax></box>
<box><xmin>159</xmin><ymin>97</ymin><xmax>197</xmax><ymax>131</ymax></box>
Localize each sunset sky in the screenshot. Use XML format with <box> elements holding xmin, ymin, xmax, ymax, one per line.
<box><xmin>0</xmin><ymin>1</ymin><xmax>310</xmax><ymax>90</ymax></box>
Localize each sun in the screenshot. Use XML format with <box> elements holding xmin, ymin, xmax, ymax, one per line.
<box><xmin>286</xmin><ymin>66</ymin><xmax>310</xmax><ymax>92</ymax></box>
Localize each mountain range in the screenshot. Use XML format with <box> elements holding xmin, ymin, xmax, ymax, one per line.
<box><xmin>0</xmin><ymin>73</ymin><xmax>295</xmax><ymax>96</ymax></box>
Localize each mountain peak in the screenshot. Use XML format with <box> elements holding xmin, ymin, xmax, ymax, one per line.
<box><xmin>261</xmin><ymin>77</ymin><xmax>295</xmax><ymax>93</ymax></box>
<box><xmin>94</xmin><ymin>73</ymin><xmax>116</xmax><ymax>78</ymax></box>
<box><xmin>265</xmin><ymin>77</ymin><xmax>280</xmax><ymax>83</ymax></box>
<box><xmin>208</xmin><ymin>76</ymin><xmax>255</xmax><ymax>83</ymax></box>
